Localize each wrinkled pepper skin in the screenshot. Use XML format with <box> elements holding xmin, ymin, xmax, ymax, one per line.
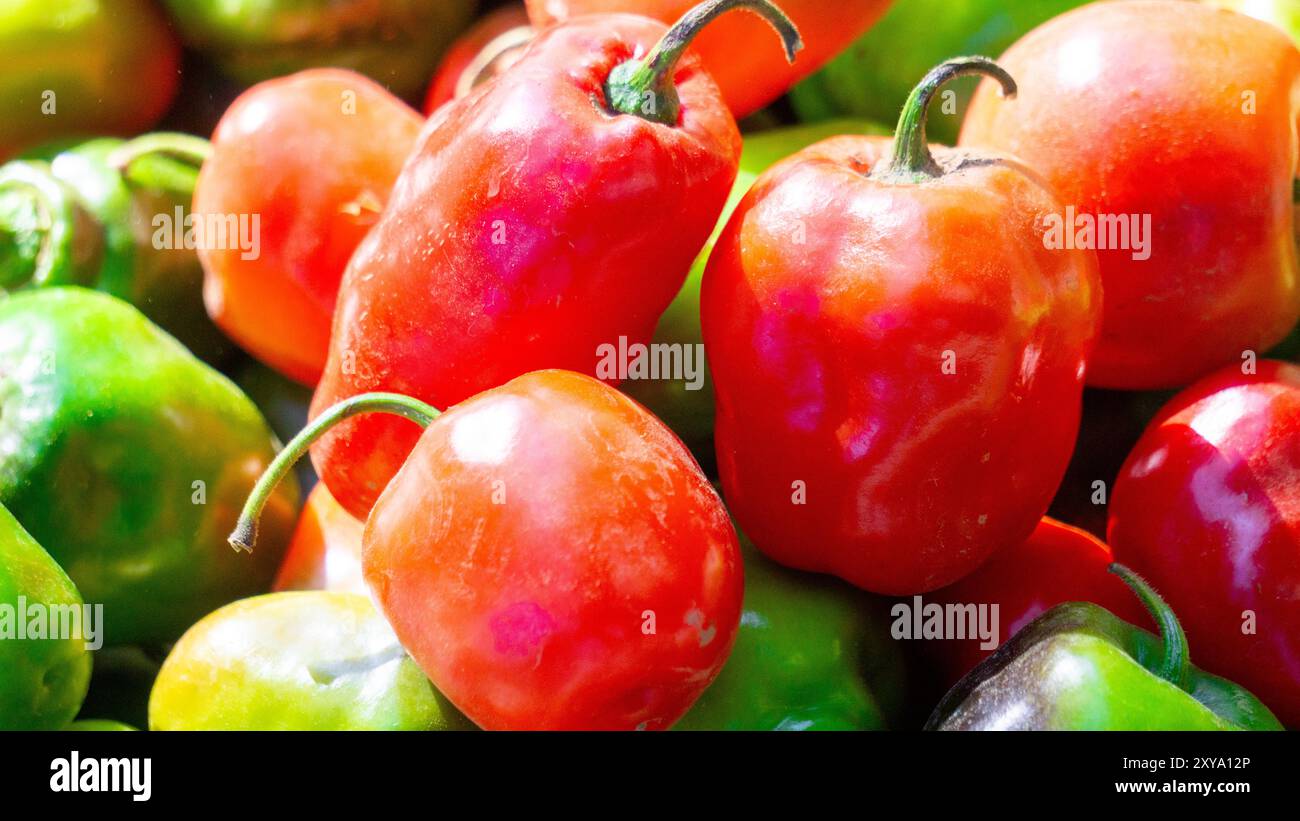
<box><xmin>927</xmin><ymin>584</ymin><xmax>1282</xmax><ymax>730</ymax></box>
<box><xmin>197</xmin><ymin>69</ymin><xmax>424</xmax><ymax>386</ymax></box>
<box><xmin>960</xmin><ymin>1</ymin><xmax>1300</xmax><ymax>389</ymax></box>
<box><xmin>310</xmin><ymin>13</ymin><xmax>743</xmax><ymax>519</ymax></box>
<box><xmin>928</xmin><ymin>518</ymin><xmax>1149</xmax><ymax>687</ymax></box>
<box><xmin>424</xmin><ymin>3</ymin><xmax>533</xmax><ymax>113</ymax></box>
<box><xmin>702</xmin><ymin>62</ymin><xmax>1100</xmax><ymax>595</ymax></box>
<box><xmin>1110</xmin><ymin>361</ymin><xmax>1300</xmax><ymax>728</ymax></box>
<box><xmin>355</xmin><ymin>371</ymin><xmax>743</xmax><ymax>730</ymax></box>
<box><xmin>0</xmin><ymin>288</ymin><xmax>299</xmax><ymax>645</ymax></box>
<box><xmin>791</xmin><ymin>0</ymin><xmax>1088</xmax><ymax>146</ymax></box>
<box><xmin>0</xmin><ymin>503</ymin><xmax>92</xmax><ymax>730</ymax></box>
<box><xmin>0</xmin><ymin>138</ymin><xmax>231</xmax><ymax>366</ymax></box>
<box><xmin>274</xmin><ymin>483</ymin><xmax>366</xmax><ymax>596</ymax></box>
<box><xmin>161</xmin><ymin>0</ymin><xmax>477</xmax><ymax>100</ymax></box>
<box><xmin>675</xmin><ymin>533</ymin><xmax>906</xmax><ymax>730</ymax></box>
<box><xmin>525</xmin><ymin>0</ymin><xmax>893</xmax><ymax>118</ymax></box>
<box><xmin>0</xmin><ymin>0</ymin><xmax>179</xmax><ymax>159</ymax></box>
<box><xmin>623</xmin><ymin>119</ymin><xmax>886</xmax><ymax>464</ymax></box>
<box><xmin>150</xmin><ymin>592</ymin><xmax>471</xmax><ymax>731</ymax></box>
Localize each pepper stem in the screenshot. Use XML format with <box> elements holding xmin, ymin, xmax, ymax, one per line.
<box><xmin>605</xmin><ymin>0</ymin><xmax>803</xmax><ymax>125</ymax></box>
<box><xmin>872</xmin><ymin>57</ymin><xmax>1017</xmax><ymax>184</ymax></box>
<box><xmin>1109</xmin><ymin>563</ymin><xmax>1190</xmax><ymax>691</ymax></box>
<box><xmin>0</xmin><ymin>161</ymin><xmax>90</xmax><ymax>290</ymax></box>
<box><xmin>107</xmin><ymin>133</ymin><xmax>212</xmax><ymax>198</ymax></box>
<box><xmin>229</xmin><ymin>393</ymin><xmax>440</xmax><ymax>553</ymax></box>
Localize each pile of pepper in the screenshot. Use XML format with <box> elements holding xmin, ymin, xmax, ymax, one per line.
<box><xmin>0</xmin><ymin>0</ymin><xmax>1297</xmax><ymax>732</ymax></box>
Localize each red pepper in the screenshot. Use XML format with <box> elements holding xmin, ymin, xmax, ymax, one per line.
<box><xmin>525</xmin><ymin>0</ymin><xmax>894</xmax><ymax>118</ymax></box>
<box><xmin>423</xmin><ymin>4</ymin><xmax>534</xmax><ymax>114</ymax></box>
<box><xmin>1110</xmin><ymin>360</ymin><xmax>1300</xmax><ymax>727</ymax></box>
<box><xmin>273</xmin><ymin>482</ymin><xmax>366</xmax><ymax>596</ymax></box>
<box><xmin>701</xmin><ymin>58</ymin><xmax>1101</xmax><ymax>594</ymax></box>
<box><xmin>234</xmin><ymin>371</ymin><xmax>743</xmax><ymax>730</ymax></box>
<box><xmin>193</xmin><ymin>69</ymin><xmax>423</xmax><ymax>386</ymax></box>
<box><xmin>310</xmin><ymin>0</ymin><xmax>801</xmax><ymax>519</ymax></box>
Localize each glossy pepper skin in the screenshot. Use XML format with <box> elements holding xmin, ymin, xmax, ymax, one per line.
<box><xmin>235</xmin><ymin>371</ymin><xmax>743</xmax><ymax>730</ymax></box>
<box><xmin>0</xmin><ymin>503</ymin><xmax>92</xmax><ymax>730</ymax></box>
<box><xmin>928</xmin><ymin>517</ymin><xmax>1149</xmax><ymax>687</ymax></box>
<box><xmin>160</xmin><ymin>0</ymin><xmax>477</xmax><ymax>100</ymax></box>
<box><xmin>0</xmin><ymin>137</ymin><xmax>231</xmax><ymax>366</ymax></box>
<box><xmin>150</xmin><ymin>592</ymin><xmax>471</xmax><ymax>731</ymax></box>
<box><xmin>1109</xmin><ymin>361</ymin><xmax>1300</xmax><ymax>728</ymax></box>
<box><xmin>960</xmin><ymin>1</ymin><xmax>1300</xmax><ymax>390</ymax></box>
<box><xmin>702</xmin><ymin>59</ymin><xmax>1100</xmax><ymax>595</ymax></box>
<box><xmin>928</xmin><ymin>566</ymin><xmax>1282</xmax><ymax>730</ymax></box>
<box><xmin>790</xmin><ymin>0</ymin><xmax>1088</xmax><ymax>146</ymax></box>
<box><xmin>0</xmin><ymin>0</ymin><xmax>179</xmax><ymax>159</ymax></box>
<box><xmin>674</xmin><ymin>533</ymin><xmax>906</xmax><ymax>730</ymax></box>
<box><xmin>623</xmin><ymin>119</ymin><xmax>886</xmax><ymax>464</ymax></box>
<box><xmin>525</xmin><ymin>0</ymin><xmax>893</xmax><ymax>118</ymax></box>
<box><xmin>274</xmin><ymin>483</ymin><xmax>366</xmax><ymax>596</ymax></box>
<box><xmin>0</xmin><ymin>288</ymin><xmax>299</xmax><ymax>646</ymax></box>
<box><xmin>424</xmin><ymin>3</ymin><xmax>533</xmax><ymax>114</ymax></box>
<box><xmin>195</xmin><ymin>69</ymin><xmax>424</xmax><ymax>386</ymax></box>
<box><xmin>310</xmin><ymin>3</ymin><xmax>800</xmax><ymax>519</ymax></box>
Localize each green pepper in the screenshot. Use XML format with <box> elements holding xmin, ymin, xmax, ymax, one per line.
<box><xmin>674</xmin><ymin>534</ymin><xmax>907</xmax><ymax>730</ymax></box>
<box><xmin>150</xmin><ymin>591</ymin><xmax>472</xmax><ymax>731</ymax></box>
<box><xmin>65</xmin><ymin>719</ymin><xmax>137</xmax><ymax>731</ymax></box>
<box><xmin>790</xmin><ymin>0</ymin><xmax>1088</xmax><ymax>145</ymax></box>
<box><xmin>0</xmin><ymin>0</ymin><xmax>180</xmax><ymax>159</ymax></box>
<box><xmin>927</xmin><ymin>565</ymin><xmax>1283</xmax><ymax>730</ymax></box>
<box><xmin>0</xmin><ymin>288</ymin><xmax>299</xmax><ymax>646</ymax></box>
<box><xmin>623</xmin><ymin>120</ymin><xmax>886</xmax><ymax>465</ymax></box>
<box><xmin>161</xmin><ymin>0</ymin><xmax>478</xmax><ymax>100</ymax></box>
<box><xmin>0</xmin><ymin>135</ymin><xmax>232</xmax><ymax>365</ymax></box>
<box><xmin>0</xmin><ymin>501</ymin><xmax>92</xmax><ymax>730</ymax></box>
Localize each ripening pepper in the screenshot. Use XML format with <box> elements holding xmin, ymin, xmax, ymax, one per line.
<box><xmin>927</xmin><ymin>565</ymin><xmax>1282</xmax><ymax>730</ymax></box>
<box><xmin>525</xmin><ymin>0</ymin><xmax>894</xmax><ymax>118</ymax></box>
<box><xmin>0</xmin><ymin>136</ymin><xmax>231</xmax><ymax>365</ymax></box>
<box><xmin>424</xmin><ymin>3</ymin><xmax>534</xmax><ymax>114</ymax></box>
<box><xmin>310</xmin><ymin>0</ymin><xmax>801</xmax><ymax>519</ymax></box>
<box><xmin>160</xmin><ymin>0</ymin><xmax>477</xmax><ymax>100</ymax></box>
<box><xmin>150</xmin><ymin>592</ymin><xmax>471</xmax><ymax>731</ymax></box>
<box><xmin>0</xmin><ymin>0</ymin><xmax>179</xmax><ymax>160</ymax></box>
<box><xmin>674</xmin><ymin>532</ymin><xmax>907</xmax><ymax>730</ymax></box>
<box><xmin>702</xmin><ymin>58</ymin><xmax>1100</xmax><ymax>594</ymax></box>
<box><xmin>189</xmin><ymin>69</ymin><xmax>424</xmax><ymax>386</ymax></box>
<box><xmin>960</xmin><ymin>1</ymin><xmax>1300</xmax><ymax>389</ymax></box>
<box><xmin>790</xmin><ymin>0</ymin><xmax>1089</xmax><ymax>145</ymax></box>
<box><xmin>0</xmin><ymin>288</ymin><xmax>299</xmax><ymax>646</ymax></box>
<box><xmin>622</xmin><ymin>119</ymin><xmax>886</xmax><ymax>464</ymax></box>
<box><xmin>0</xmin><ymin>502</ymin><xmax>92</xmax><ymax>730</ymax></box>
<box><xmin>273</xmin><ymin>483</ymin><xmax>366</xmax><ymax>596</ymax></box>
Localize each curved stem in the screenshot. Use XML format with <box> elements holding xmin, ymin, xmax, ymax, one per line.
<box><xmin>0</xmin><ymin>161</ymin><xmax>83</xmax><ymax>289</ymax></box>
<box><xmin>1109</xmin><ymin>563</ymin><xmax>1190</xmax><ymax>691</ymax></box>
<box><xmin>873</xmin><ymin>57</ymin><xmax>1017</xmax><ymax>183</ymax></box>
<box><xmin>605</xmin><ymin>0</ymin><xmax>803</xmax><ymax>125</ymax></box>
<box><xmin>107</xmin><ymin>133</ymin><xmax>212</xmax><ymax>198</ymax></box>
<box><xmin>229</xmin><ymin>393</ymin><xmax>440</xmax><ymax>554</ymax></box>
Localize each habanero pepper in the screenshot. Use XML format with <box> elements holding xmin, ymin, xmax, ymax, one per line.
<box><xmin>927</xmin><ymin>565</ymin><xmax>1282</xmax><ymax>730</ymax></box>
<box><xmin>233</xmin><ymin>371</ymin><xmax>743</xmax><ymax>731</ymax></box>
<box><xmin>273</xmin><ymin>483</ymin><xmax>366</xmax><ymax>596</ymax></box>
<box><xmin>1109</xmin><ymin>360</ymin><xmax>1300</xmax><ymax>728</ymax></box>
<box><xmin>149</xmin><ymin>591</ymin><xmax>471</xmax><ymax>731</ymax></box>
<box><xmin>702</xmin><ymin>58</ymin><xmax>1100</xmax><ymax>595</ymax></box>
<box><xmin>310</xmin><ymin>0</ymin><xmax>802</xmax><ymax>519</ymax></box>
<box><xmin>424</xmin><ymin>3</ymin><xmax>534</xmax><ymax>114</ymax></box>
<box><xmin>525</xmin><ymin>0</ymin><xmax>893</xmax><ymax>118</ymax></box>
<box><xmin>0</xmin><ymin>0</ymin><xmax>179</xmax><ymax>160</ymax></box>
<box><xmin>960</xmin><ymin>1</ymin><xmax>1300</xmax><ymax>390</ymax></box>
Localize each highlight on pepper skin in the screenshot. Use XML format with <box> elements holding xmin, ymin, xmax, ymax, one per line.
<box><xmin>0</xmin><ymin>0</ymin><xmax>1296</xmax><ymax>745</ymax></box>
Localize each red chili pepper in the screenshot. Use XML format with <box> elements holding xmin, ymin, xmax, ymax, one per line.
<box><xmin>310</xmin><ymin>0</ymin><xmax>801</xmax><ymax>519</ymax></box>
<box><xmin>194</xmin><ymin>69</ymin><xmax>423</xmax><ymax>386</ymax></box>
<box><xmin>701</xmin><ymin>58</ymin><xmax>1101</xmax><ymax>594</ymax></box>
<box><xmin>1110</xmin><ymin>360</ymin><xmax>1300</xmax><ymax>727</ymax></box>
<box><xmin>234</xmin><ymin>371</ymin><xmax>743</xmax><ymax>731</ymax></box>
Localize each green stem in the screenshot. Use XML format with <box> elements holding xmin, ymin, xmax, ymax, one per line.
<box><xmin>229</xmin><ymin>393</ymin><xmax>440</xmax><ymax>553</ymax></box>
<box><xmin>605</xmin><ymin>0</ymin><xmax>803</xmax><ymax>125</ymax></box>
<box><xmin>0</xmin><ymin>161</ymin><xmax>86</xmax><ymax>289</ymax></box>
<box><xmin>872</xmin><ymin>57</ymin><xmax>1017</xmax><ymax>184</ymax></box>
<box><xmin>1109</xmin><ymin>563</ymin><xmax>1190</xmax><ymax>691</ymax></box>
<box><xmin>107</xmin><ymin>133</ymin><xmax>212</xmax><ymax>198</ymax></box>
